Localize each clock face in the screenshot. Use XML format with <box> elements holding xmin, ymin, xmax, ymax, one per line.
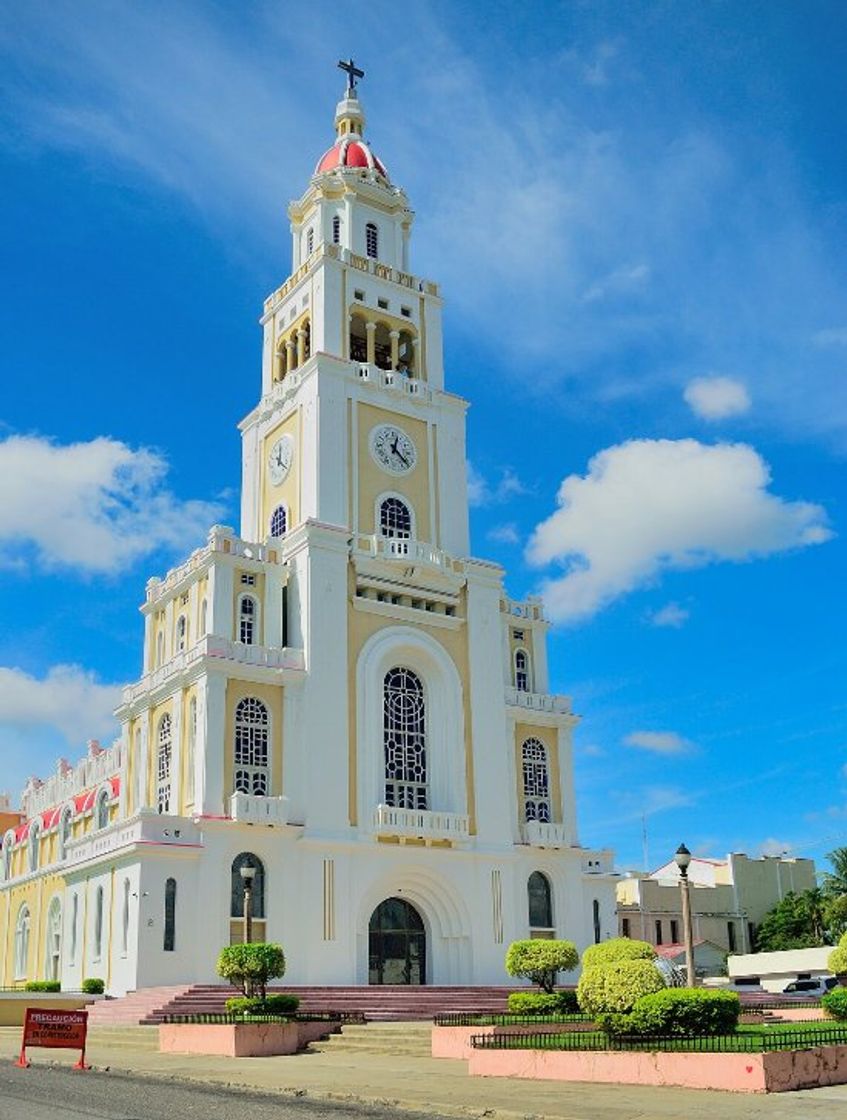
<box><xmin>370</xmin><ymin>424</ymin><xmax>417</xmax><ymax>475</ymax></box>
<box><xmin>268</xmin><ymin>434</ymin><xmax>294</xmax><ymax>486</ymax></box>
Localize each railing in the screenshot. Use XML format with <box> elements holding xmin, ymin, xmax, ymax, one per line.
<box><xmin>435</xmin><ymin>1012</ymin><xmax>590</xmax><ymax>1027</ymax></box>
<box><xmin>372</xmin><ymin>804</ymin><xmax>470</xmax><ymax>842</ymax></box>
<box><xmin>355</xmin><ymin>535</ymin><xmax>453</xmax><ymax>571</ymax></box>
<box><xmin>145</xmin><ymin>526</ymin><xmax>285</xmax><ymax>606</ymax></box>
<box><xmin>520</xmin><ymin>821</ymin><xmax>566</xmax><ymax>848</ymax></box>
<box><xmin>229</xmin><ymin>792</ymin><xmax>289</xmax><ymax>827</ymax></box>
<box><xmin>501</xmin><ymin>596</ymin><xmax>545</xmax><ymax>621</ymax></box>
<box><xmin>504</xmin><ymin>687</ymin><xmax>571</xmax><ymax>714</ymax></box>
<box><xmin>64</xmin><ymin>813</ymin><xmax>201</xmax><ymax>868</ymax></box>
<box><xmin>471</xmin><ymin>1026</ymin><xmax>847</xmax><ymax>1053</ymax></box>
<box><xmin>21</xmin><ymin>742</ymin><xmax>123</xmax><ymax>818</ymax></box>
<box><xmin>356</xmin><ymin>364</ymin><xmax>432</xmax><ymax>401</ymax></box>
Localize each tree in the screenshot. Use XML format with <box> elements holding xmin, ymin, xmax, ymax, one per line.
<box><xmin>217</xmin><ymin>943</ymin><xmax>286</xmax><ymax>999</ymax></box>
<box><xmin>821</xmin><ymin>847</ymin><xmax>847</xmax><ymax>900</ymax></box>
<box><xmin>504</xmin><ymin>940</ymin><xmax>579</xmax><ymax>993</ymax></box>
<box><xmin>755</xmin><ymin>891</ymin><xmax>829</xmax><ymax>951</ymax></box>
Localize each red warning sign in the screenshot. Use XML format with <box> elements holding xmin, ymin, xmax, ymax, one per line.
<box><xmin>18</xmin><ymin>1008</ymin><xmax>88</xmax><ymax>1069</ymax></box>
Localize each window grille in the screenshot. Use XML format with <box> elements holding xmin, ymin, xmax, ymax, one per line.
<box><xmin>379</xmin><ymin>497</ymin><xmax>412</xmax><ymax>539</ymax></box>
<box><xmin>528</xmin><ymin>871</ymin><xmax>553</xmax><ymax>931</ymax></box>
<box><xmin>522</xmin><ymin>738</ymin><xmax>550</xmax><ymax>822</ymax></box>
<box><xmin>234</xmin><ymin>697</ymin><xmax>270</xmax><ymax>796</ymax></box>
<box><xmin>332</xmin><ymin>215</ymin><xmax>341</xmax><ymax>243</ymax></box>
<box><xmin>383</xmin><ymin>667</ymin><xmax>427</xmax><ymax>809</ymax></box>
<box><xmin>366</xmin><ymin>222</ymin><xmax>378</xmax><ymax>259</ymax></box>
<box><xmin>515</xmin><ymin>649</ymin><xmax>530</xmax><ymax>691</ymax></box>
<box><xmin>307</xmin><ymin>227</ymin><xmax>314</xmax><ymax>255</ymax></box>
<box><xmin>164</xmin><ymin>878</ymin><xmax>177</xmax><ymax>952</ymax></box>
<box><xmin>270</xmin><ymin>505</ymin><xmax>287</xmax><ymax>538</ymax></box>
<box><xmin>240</xmin><ymin>573</ymin><xmax>256</xmax><ymax>586</ymax></box>
<box><xmin>176</xmin><ymin>615</ymin><xmax>187</xmax><ymax>652</ymax></box>
<box><xmin>94</xmin><ymin>886</ymin><xmax>104</xmax><ymax>959</ymax></box>
<box><xmin>593</xmin><ymin>899</ymin><xmax>602</xmax><ymax>944</ymax></box>
<box><xmin>157</xmin><ymin>714</ymin><xmax>172</xmax><ymax>814</ymax></box>
<box><xmin>239</xmin><ymin>595</ymin><xmax>257</xmax><ymax>645</ymax></box>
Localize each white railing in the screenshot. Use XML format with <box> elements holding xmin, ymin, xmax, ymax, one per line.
<box><xmin>21</xmin><ymin>741</ymin><xmax>123</xmax><ymax>818</ymax></box>
<box><xmin>64</xmin><ymin>813</ymin><xmax>200</xmax><ymax>868</ymax></box>
<box><xmin>145</xmin><ymin>526</ymin><xmax>285</xmax><ymax>606</ymax></box>
<box><xmin>521</xmin><ymin>820</ymin><xmax>566</xmax><ymax>848</ymax></box>
<box><xmin>372</xmin><ymin>804</ymin><xmax>470</xmax><ymax>842</ymax></box>
<box><xmin>504</xmin><ymin>687</ymin><xmax>572</xmax><ymax>715</ymax></box>
<box><xmin>356</xmin><ymin>364</ymin><xmax>432</xmax><ymax>402</ymax></box>
<box><xmin>501</xmin><ymin>596</ymin><xmax>545</xmax><ymax>621</ymax></box>
<box><xmin>230</xmin><ymin>792</ymin><xmax>289</xmax><ymax>826</ymax></box>
<box><xmin>355</xmin><ymin>535</ymin><xmax>454</xmax><ymax>571</ymax></box>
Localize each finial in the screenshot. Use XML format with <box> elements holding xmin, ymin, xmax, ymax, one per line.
<box><xmin>337</xmin><ymin>57</ymin><xmax>364</xmax><ymax>97</ymax></box>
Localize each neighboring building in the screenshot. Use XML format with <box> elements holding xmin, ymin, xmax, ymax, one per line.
<box><xmin>728</xmin><ymin>947</ymin><xmax>833</xmax><ymax>993</ymax></box>
<box><xmin>0</xmin><ymin>73</ymin><xmax>618</xmax><ymax>995</ymax></box>
<box><xmin>656</xmin><ymin>939</ymin><xmax>728</xmax><ymax>979</ymax></box>
<box><xmin>0</xmin><ymin>794</ymin><xmax>22</xmax><ymax>838</ymax></box>
<box><xmin>617</xmin><ymin>853</ymin><xmax>817</xmax><ymax>956</ymax></box>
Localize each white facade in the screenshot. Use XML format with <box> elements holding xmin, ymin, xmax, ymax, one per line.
<box><xmin>0</xmin><ymin>79</ymin><xmax>618</xmax><ymax>994</ymax></box>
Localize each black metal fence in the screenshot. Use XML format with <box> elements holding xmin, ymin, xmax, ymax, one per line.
<box><xmin>434</xmin><ymin>1013</ymin><xmax>591</xmax><ymax>1027</ymax></box>
<box><xmin>160</xmin><ymin>1010</ymin><xmax>366</xmax><ymax>1025</ymax></box>
<box><xmin>471</xmin><ymin>1026</ymin><xmax>847</xmax><ymax>1053</ymax></box>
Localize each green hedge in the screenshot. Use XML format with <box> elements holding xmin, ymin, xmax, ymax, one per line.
<box><xmin>81</xmin><ymin>978</ymin><xmax>105</xmax><ymax>994</ymax></box>
<box><xmin>507</xmin><ymin>991</ymin><xmax>580</xmax><ymax>1015</ymax></box>
<box><xmin>24</xmin><ymin>981</ymin><xmax>61</xmax><ymax>992</ymax></box>
<box><xmin>822</xmin><ymin>987</ymin><xmax>847</xmax><ymax>1021</ymax></box>
<box><xmin>225</xmin><ymin>994</ymin><xmax>300</xmax><ymax>1016</ymax></box>
<box><xmin>829</xmin><ymin>935</ymin><xmax>847</xmax><ymax>976</ymax></box>
<box><xmin>622</xmin><ymin>988</ymin><xmax>741</xmax><ymax>1037</ymax></box>
<box><xmin>577</xmin><ymin>959</ymin><xmax>665</xmax><ymax>1016</ymax></box>
<box><xmin>582</xmin><ymin>938</ymin><xmax>655</xmax><ymax>970</ymax></box>
<box><xmin>504</xmin><ymin>940</ymin><xmax>579</xmax><ymax>994</ymax></box>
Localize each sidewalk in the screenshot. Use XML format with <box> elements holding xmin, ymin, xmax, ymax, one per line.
<box><xmin>2</xmin><ymin>1023</ymin><xmax>846</xmax><ymax>1120</ymax></box>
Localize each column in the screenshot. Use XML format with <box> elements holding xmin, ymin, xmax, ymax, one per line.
<box><xmin>389</xmin><ymin>329</ymin><xmax>399</xmax><ymax>371</ymax></box>
<box><xmin>170</xmin><ymin>688</ymin><xmax>183</xmax><ymax>815</ymax></box>
<box><xmin>272</xmin><ymin>346</ymin><xmax>283</xmax><ymax>382</ymax></box>
<box><xmin>296</xmin><ymin>328</ymin><xmax>306</xmax><ymax>366</ymax></box>
<box><xmin>197</xmin><ymin>672</ymin><xmax>227</xmax><ymax>817</ymax></box>
<box><xmin>209</xmin><ymin>558</ymin><xmax>234</xmax><ymax>641</ymax></box>
<box><xmin>411</xmin><ymin>336</ymin><xmax>420</xmax><ymax>377</ymax></box>
<box><xmin>138</xmin><ymin>715</ymin><xmax>150</xmax><ymax>810</ymax></box>
<box><xmin>286</xmin><ymin>338</ymin><xmax>296</xmax><ymax>372</ymax></box>
<box><xmin>365</xmin><ymin>320</ymin><xmax>376</xmax><ymax>365</ymax></box>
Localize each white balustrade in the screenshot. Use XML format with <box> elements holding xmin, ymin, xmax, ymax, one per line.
<box><xmin>230</xmin><ymin>792</ymin><xmax>289</xmax><ymax>826</ymax></box>
<box><xmin>21</xmin><ymin>740</ymin><xmax>123</xmax><ymax>818</ymax></box>
<box><xmin>520</xmin><ymin>820</ymin><xmax>566</xmax><ymax>848</ymax></box>
<box><xmin>372</xmin><ymin>804</ymin><xmax>470</xmax><ymax>843</ymax></box>
<box><xmin>63</xmin><ymin>813</ymin><xmax>201</xmax><ymax>868</ymax></box>
<box><xmin>504</xmin><ymin>687</ymin><xmax>572</xmax><ymax>715</ymax></box>
<box><xmin>355</xmin><ymin>535</ymin><xmax>452</xmax><ymax>571</ymax></box>
<box><xmin>355</xmin><ymin>364</ymin><xmax>432</xmax><ymax>401</ymax></box>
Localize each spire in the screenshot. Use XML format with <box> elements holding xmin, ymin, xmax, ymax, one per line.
<box><xmin>334</xmin><ymin>56</ymin><xmax>366</xmax><ymax>138</ymax></box>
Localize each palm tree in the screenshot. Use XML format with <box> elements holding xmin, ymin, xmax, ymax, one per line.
<box><xmin>821</xmin><ymin>847</ymin><xmax>847</xmax><ymax>899</ymax></box>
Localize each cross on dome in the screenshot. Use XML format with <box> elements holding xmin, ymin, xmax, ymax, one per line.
<box><xmin>337</xmin><ymin>57</ymin><xmax>364</xmax><ymax>96</ymax></box>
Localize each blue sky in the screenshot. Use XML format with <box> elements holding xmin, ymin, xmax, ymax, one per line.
<box><xmin>1</xmin><ymin>1</ymin><xmax>845</xmax><ymax>873</ymax></box>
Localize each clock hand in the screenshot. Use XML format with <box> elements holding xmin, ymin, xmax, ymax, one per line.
<box><xmin>394</xmin><ymin>448</ymin><xmax>410</xmax><ymax>468</ymax></box>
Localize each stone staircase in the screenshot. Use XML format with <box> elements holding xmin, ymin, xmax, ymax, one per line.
<box><xmin>311</xmin><ymin>1021</ymin><xmax>432</xmax><ymax>1057</ymax></box>
<box><xmin>86</xmin><ymin>986</ymin><xmax>194</xmax><ymax>1027</ymax></box>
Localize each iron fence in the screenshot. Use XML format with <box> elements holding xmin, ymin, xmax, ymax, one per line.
<box><xmin>160</xmin><ymin>1010</ymin><xmax>364</xmax><ymax>1025</ymax></box>
<box><xmin>471</xmin><ymin>1026</ymin><xmax>847</xmax><ymax>1053</ymax></box>
<box><xmin>434</xmin><ymin>1013</ymin><xmax>591</xmax><ymax>1027</ymax></box>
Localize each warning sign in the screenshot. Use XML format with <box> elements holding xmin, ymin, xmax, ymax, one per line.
<box><xmin>18</xmin><ymin>1009</ymin><xmax>88</xmax><ymax>1069</ymax></box>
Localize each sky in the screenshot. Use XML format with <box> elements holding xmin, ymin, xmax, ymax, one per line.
<box><xmin>0</xmin><ymin>0</ymin><xmax>845</xmax><ymax>875</ymax></box>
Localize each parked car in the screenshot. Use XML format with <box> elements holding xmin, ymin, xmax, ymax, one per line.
<box><xmin>782</xmin><ymin>976</ymin><xmax>838</xmax><ymax>997</ymax></box>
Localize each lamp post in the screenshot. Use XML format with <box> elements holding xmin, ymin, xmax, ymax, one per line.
<box><xmin>240</xmin><ymin>863</ymin><xmax>256</xmax><ymax>944</ymax></box>
<box><xmin>674</xmin><ymin>843</ymin><xmax>696</xmax><ymax>988</ymax></box>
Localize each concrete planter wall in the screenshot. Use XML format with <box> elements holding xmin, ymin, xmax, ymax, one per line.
<box><xmin>159</xmin><ymin>1019</ymin><xmax>336</xmax><ymax>1057</ymax></box>
<box><xmin>468</xmin><ymin>1043</ymin><xmax>847</xmax><ymax>1093</ymax></box>
<box><xmin>0</xmin><ymin>994</ymin><xmax>99</xmax><ymax>1027</ymax></box>
<box><xmin>432</xmin><ymin>1022</ymin><xmax>580</xmax><ymax>1060</ymax></box>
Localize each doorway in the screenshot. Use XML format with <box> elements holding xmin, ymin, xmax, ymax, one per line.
<box><xmin>368</xmin><ymin>897</ymin><xmax>426</xmax><ymax>985</ymax></box>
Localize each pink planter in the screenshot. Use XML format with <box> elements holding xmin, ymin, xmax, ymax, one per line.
<box><xmin>468</xmin><ymin>1043</ymin><xmax>847</xmax><ymax>1093</ymax></box>
<box><xmin>159</xmin><ymin>1020</ymin><xmax>334</xmax><ymax>1057</ymax></box>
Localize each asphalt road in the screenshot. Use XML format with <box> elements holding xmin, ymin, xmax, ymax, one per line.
<box><xmin>0</xmin><ymin>1064</ymin><xmax>456</xmax><ymax>1120</ymax></box>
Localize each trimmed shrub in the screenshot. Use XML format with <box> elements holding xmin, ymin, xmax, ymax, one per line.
<box><xmin>625</xmin><ymin>988</ymin><xmax>741</xmax><ymax>1036</ymax></box>
<box><xmin>81</xmin><ymin>978</ymin><xmax>105</xmax><ymax>995</ymax></box>
<box><xmin>507</xmin><ymin>990</ymin><xmax>580</xmax><ymax>1016</ymax></box>
<box><xmin>822</xmin><ymin>987</ymin><xmax>847</xmax><ymax>1021</ymax></box>
<box><xmin>828</xmin><ymin>934</ymin><xmax>847</xmax><ymax>976</ymax></box>
<box><xmin>225</xmin><ymin>993</ymin><xmax>300</xmax><ymax>1017</ymax></box>
<box><xmin>582</xmin><ymin>938</ymin><xmax>655</xmax><ymax>970</ymax></box>
<box><xmin>24</xmin><ymin>981</ymin><xmax>61</xmax><ymax>992</ymax></box>
<box><xmin>504</xmin><ymin>940</ymin><xmax>579</xmax><ymax>994</ymax></box>
<box><xmin>577</xmin><ymin>959</ymin><xmax>665</xmax><ymax>1017</ymax></box>
<box><xmin>217</xmin><ymin>942</ymin><xmax>286</xmax><ymax>999</ymax></box>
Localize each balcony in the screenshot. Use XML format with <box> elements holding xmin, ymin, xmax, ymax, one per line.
<box><xmin>229</xmin><ymin>792</ymin><xmax>289</xmax><ymax>827</ymax></box>
<box><xmin>504</xmin><ymin>687</ymin><xmax>572</xmax><ymax>715</ymax></box>
<box><xmin>64</xmin><ymin>813</ymin><xmax>201</xmax><ymax>868</ymax></box>
<box><xmin>354</xmin><ymin>534</ymin><xmax>455</xmax><ymax>572</ymax></box>
<box><xmin>372</xmin><ymin>804</ymin><xmax>470</xmax><ymax>844</ymax></box>
<box><xmin>355</xmin><ymin>364</ymin><xmax>433</xmax><ymax>402</ymax></box>
<box><xmin>520</xmin><ymin>820</ymin><xmax>566</xmax><ymax>848</ymax></box>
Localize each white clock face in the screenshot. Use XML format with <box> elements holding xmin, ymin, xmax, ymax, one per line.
<box><xmin>268</xmin><ymin>434</ymin><xmax>294</xmax><ymax>486</ymax></box>
<box><xmin>370</xmin><ymin>424</ymin><xmax>417</xmax><ymax>475</ymax></box>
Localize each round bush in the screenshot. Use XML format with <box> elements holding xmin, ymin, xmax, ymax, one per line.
<box><xmin>582</xmin><ymin>938</ymin><xmax>655</xmax><ymax>970</ymax></box>
<box><xmin>822</xmin><ymin>987</ymin><xmax>847</xmax><ymax>1021</ymax></box>
<box><xmin>577</xmin><ymin>959</ymin><xmax>665</xmax><ymax>1016</ymax></box>
<box><xmin>828</xmin><ymin>934</ymin><xmax>847</xmax><ymax>976</ymax></box>
<box><xmin>625</xmin><ymin>989</ymin><xmax>741</xmax><ymax>1036</ymax></box>
<box><xmin>81</xmin><ymin>978</ymin><xmax>105</xmax><ymax>995</ymax></box>
<box><xmin>504</xmin><ymin>940</ymin><xmax>579</xmax><ymax>994</ymax></box>
<box><xmin>217</xmin><ymin>942</ymin><xmax>286</xmax><ymax>998</ymax></box>
<box><xmin>507</xmin><ymin>990</ymin><xmax>580</xmax><ymax>1016</ymax></box>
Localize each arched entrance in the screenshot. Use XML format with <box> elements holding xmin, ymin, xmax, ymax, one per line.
<box><xmin>368</xmin><ymin>897</ymin><xmax>426</xmax><ymax>985</ymax></box>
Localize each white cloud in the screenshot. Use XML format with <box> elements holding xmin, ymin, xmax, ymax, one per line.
<box><xmin>684</xmin><ymin>376</ymin><xmax>751</xmax><ymax>420</ymax></box>
<box><xmin>813</xmin><ymin>328</ymin><xmax>847</xmax><ymax>348</ymax></box>
<box><xmin>487</xmin><ymin>523</ymin><xmax>520</xmax><ymax>545</ymax></box>
<box><xmin>648</xmin><ymin>601</ymin><xmax>690</xmax><ymax>628</ymax></box>
<box><xmin>0</xmin><ymin>664</ymin><xmax>122</xmax><ymax>746</ymax></box>
<box><xmin>0</xmin><ymin>434</ymin><xmax>223</xmax><ymax>574</ymax></box>
<box><xmin>758</xmin><ymin>837</ymin><xmax>794</xmax><ymax>857</ymax></box>
<box><xmin>466</xmin><ymin>462</ymin><xmax>527</xmax><ymax>507</ymax></box>
<box><xmin>526</xmin><ymin>439</ymin><xmax>833</xmax><ymax>623</ymax></box>
<box><xmin>583</xmin><ymin>263</ymin><xmax>650</xmax><ymax>303</ymax></box>
<box><xmin>624</xmin><ymin>730</ymin><xmax>694</xmax><ymax>755</ymax></box>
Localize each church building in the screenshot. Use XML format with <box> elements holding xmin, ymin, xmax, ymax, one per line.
<box><xmin>0</xmin><ymin>69</ymin><xmax>617</xmax><ymax>994</ymax></box>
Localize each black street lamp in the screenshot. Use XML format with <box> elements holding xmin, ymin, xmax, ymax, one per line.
<box><xmin>674</xmin><ymin>843</ymin><xmax>696</xmax><ymax>988</ymax></box>
<box><xmin>240</xmin><ymin>863</ymin><xmax>256</xmax><ymax>943</ymax></box>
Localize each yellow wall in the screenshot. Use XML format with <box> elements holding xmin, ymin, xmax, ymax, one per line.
<box><xmin>355</xmin><ymin>403</ymin><xmax>431</xmax><ymax>537</ymax></box>
<box><xmin>261</xmin><ymin>410</ymin><xmax>301</xmax><ymax>540</ymax></box>
<box><xmin>1</xmin><ymin>873</ymin><xmax>64</xmax><ymax>988</ymax></box>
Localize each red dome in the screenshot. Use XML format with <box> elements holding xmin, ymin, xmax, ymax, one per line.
<box><xmin>315</xmin><ymin>138</ymin><xmax>389</xmax><ymax>181</ymax></box>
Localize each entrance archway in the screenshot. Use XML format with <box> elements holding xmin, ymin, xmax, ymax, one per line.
<box><xmin>368</xmin><ymin>897</ymin><xmax>426</xmax><ymax>985</ymax></box>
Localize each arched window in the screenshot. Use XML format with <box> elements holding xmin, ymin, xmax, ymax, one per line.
<box><xmin>234</xmin><ymin>697</ymin><xmax>270</xmax><ymax>796</ymax></box>
<box><xmin>176</xmin><ymin>614</ymin><xmax>187</xmax><ymax>652</ymax></box>
<box><xmin>522</xmin><ymin>738</ymin><xmax>551</xmax><ymax>823</ymax></box>
<box><xmin>365</xmin><ymin>222</ymin><xmax>378</xmax><ymax>259</ymax></box>
<box><xmin>96</xmin><ymin>789</ymin><xmax>110</xmax><ymax>831</ymax></box>
<box><xmin>303</xmin><ymin>319</ymin><xmax>311</xmax><ymax>361</ymax></box>
<box><xmin>121</xmin><ymin>878</ymin><xmax>131</xmax><ymax>956</ymax></box>
<box><xmin>200</xmin><ymin>598</ymin><xmax>208</xmax><ymax>636</ymax></box>
<box><xmin>70</xmin><ymin>893</ymin><xmax>79</xmax><ymax>964</ymax></box>
<box><xmin>593</xmin><ymin>898</ymin><xmax>601</xmax><ymax>945</ymax></box>
<box><xmin>307</xmin><ymin>227</ymin><xmax>314</xmax><ymax>255</ymax></box>
<box><xmin>379</xmin><ymin>496</ymin><xmax>412</xmax><ymax>539</ymax></box>
<box><xmin>156</xmin><ymin>714</ymin><xmax>172</xmax><ymax>815</ymax></box>
<box><xmin>528</xmin><ymin>871</ymin><xmax>554</xmax><ymax>934</ymax></box>
<box><xmin>93</xmin><ymin>885</ymin><xmax>104</xmax><ymax>960</ymax></box>
<box><xmin>28</xmin><ymin>822</ymin><xmax>40</xmax><ymax>873</ymax></box>
<box><xmin>230</xmin><ymin>853</ymin><xmax>266</xmax><ymax>943</ymax></box>
<box><xmin>269</xmin><ymin>505</ymin><xmax>287</xmax><ymax>539</ymax></box>
<box><xmin>239</xmin><ymin>595</ymin><xmax>257</xmax><ymax>645</ymax></box>
<box><xmin>45</xmin><ymin>897</ymin><xmax>62</xmax><ymax>982</ymax></box>
<box><xmin>164</xmin><ymin>878</ymin><xmax>177</xmax><ymax>952</ymax></box>
<box><xmin>185</xmin><ymin>697</ymin><xmax>197</xmax><ymax>805</ymax></box>
<box><xmin>514</xmin><ymin>649</ymin><xmax>530</xmax><ymax>692</ymax></box>
<box><xmin>14</xmin><ymin>905</ymin><xmax>30</xmax><ymax>980</ymax></box>
<box><xmin>383</xmin><ymin>667</ymin><xmax>427</xmax><ymax>809</ymax></box>
<box><xmin>59</xmin><ymin>807</ymin><xmax>73</xmax><ymax>861</ymax></box>
<box><xmin>349</xmin><ymin>313</ymin><xmax>367</xmax><ymax>362</ymax></box>
<box><xmin>332</xmin><ymin>214</ymin><xmax>341</xmax><ymax>244</ymax></box>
